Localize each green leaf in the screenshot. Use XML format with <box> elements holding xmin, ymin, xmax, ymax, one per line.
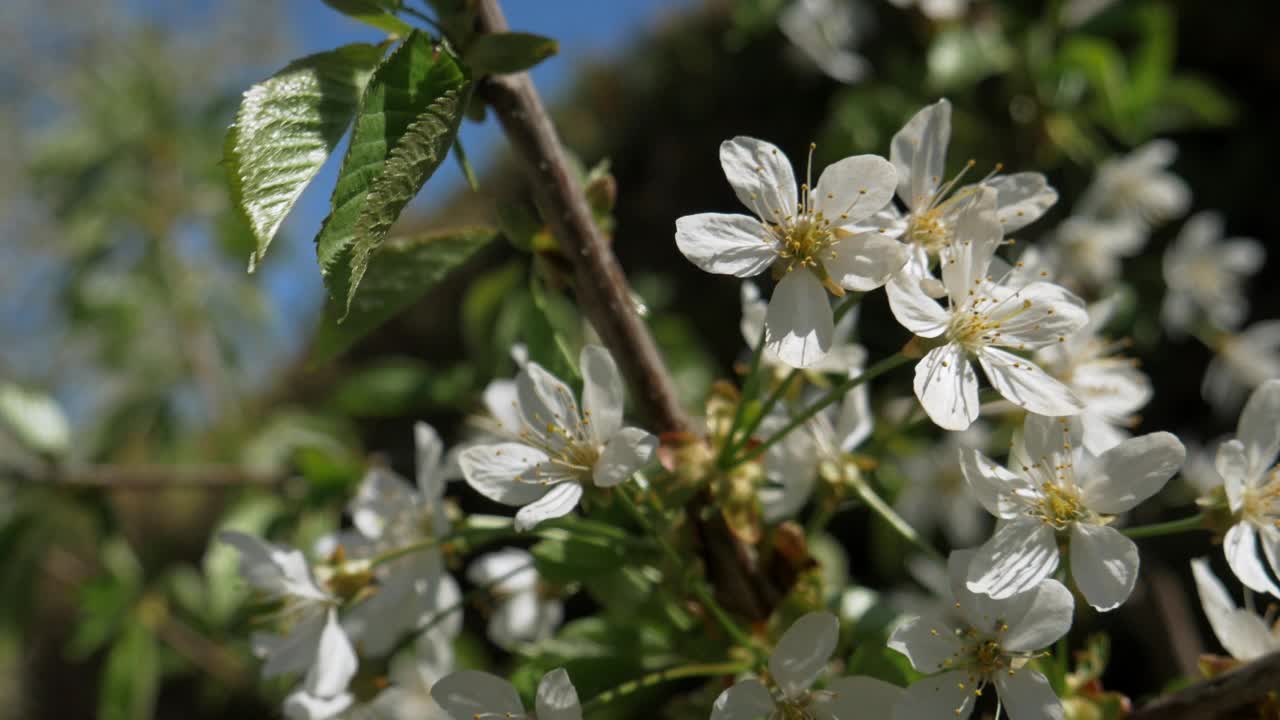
<box><xmin>314</xmin><ymin>227</ymin><xmax>497</xmax><ymax>361</ymax></box>
<box><xmin>225</xmin><ymin>43</ymin><xmax>387</xmax><ymax>271</ymax></box>
<box><xmin>464</xmin><ymin>32</ymin><xmax>559</xmax><ymax>75</ymax></box>
<box><xmin>531</xmin><ymin>532</ymin><xmax>632</xmax><ymax>585</ymax></box>
<box><xmin>99</xmin><ymin>621</ymin><xmax>160</xmax><ymax>720</ymax></box>
<box><xmin>322</xmin><ymin>0</ymin><xmax>414</xmax><ymax>35</ymax></box>
<box><xmin>314</xmin><ymin>31</ymin><xmax>470</xmax><ymax>315</ymax></box>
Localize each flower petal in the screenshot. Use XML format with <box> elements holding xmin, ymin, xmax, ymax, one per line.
<box><xmin>914</xmin><ymin>344</ymin><xmax>980</xmax><ymax>431</ymax></box>
<box><xmin>720</xmin><ymin>136</ymin><xmax>798</xmax><ymax>223</ymax></box>
<box><xmin>517</xmin><ymin>361</ymin><xmax>581</xmax><ymax>449</ymax></box>
<box><xmin>593</xmin><ymin>427</ymin><xmax>658</xmax><ymax>487</ymax></box>
<box><xmin>580</xmin><ymin>345</ymin><xmax>625</xmax><ymax>443</ymax></box>
<box><xmin>1082</xmin><ymin>432</ymin><xmax>1184</xmax><ymax>514</ymax></box>
<box><xmin>985</xmin><ymin>172</ymin><xmax>1058</xmax><ymax>233</ymax></box>
<box><xmin>514</xmin><ymin>482</ymin><xmax>584</xmax><ymax>532</ymax></box>
<box><xmin>887</xmin><ymin>613</ymin><xmax>963</xmax><ymax>673</ymax></box>
<box><xmin>966</xmin><ymin>518</ymin><xmax>1060</xmax><ymax>599</ymax></box>
<box><xmin>765</xmin><ymin>270</ymin><xmax>834</xmax><ymax>369</ymax></box>
<box><xmin>959</xmin><ymin>447</ymin><xmax>1029</xmax><ymax>519</ymax></box>
<box><xmin>825</xmin><ymin>231</ymin><xmax>907</xmax><ymax>291</ymax></box>
<box><xmin>1239</xmin><ymin>379</ymin><xmax>1280</xmax><ymax>479</ymax></box>
<box><xmin>814</xmin><ymin>154</ymin><xmax>898</xmax><ymax>225</ymax></box>
<box><xmin>893</xmin><ymin>671</ymin><xmax>974</xmax><ymax>720</ymax></box>
<box><xmin>770</xmin><ymin>610</ymin><xmax>839</xmax><ymax>697</ymax></box>
<box><xmin>676</xmin><ymin>212</ymin><xmax>777</xmax><ymax>278</ymax></box>
<box><xmin>886</xmin><ymin>275</ymin><xmax>949</xmax><ymax>338</ymax></box>
<box><xmin>218</xmin><ymin>531</ymin><xmax>328</xmax><ymax>602</ymax></box>
<box><xmin>890</xmin><ymin>99</ymin><xmax>951</xmax><ymax>211</ymax></box>
<box><xmin>303</xmin><ymin>608</ymin><xmax>358</xmax><ymax>698</ymax></box>
<box><xmin>984</xmin><ymin>282</ymin><xmax>1088</xmax><ymax>350</ymax></box>
<box><xmin>999</xmin><ymin>580</ymin><xmax>1075</xmax><ymax>653</ymax></box>
<box><xmin>978</xmin><ymin>347</ymin><xmax>1083</xmax><ymax>417</ymax></box>
<box><xmin>467</xmin><ymin>548</ymin><xmax>537</xmax><ymax>594</ymax></box>
<box><xmin>1225</xmin><ymin>522</ymin><xmax>1280</xmax><ymax>597</ymax></box>
<box><xmin>283</xmin><ymin>690</ymin><xmax>353</xmax><ymax>720</ymax></box>
<box><xmin>1069</xmin><ymin>524</ymin><xmax>1139</xmax><ymax>611</ymax></box>
<box><xmin>535</xmin><ymin>668</ymin><xmax>583</xmax><ymax>720</ymax></box>
<box><xmin>414</xmin><ymin>422</ymin><xmax>445</xmax><ymax>500</ymax></box>
<box><xmin>942</xmin><ymin>186</ymin><xmax>1001</xmax><ymax>306</ymax></box>
<box><xmin>1191</xmin><ymin>557</ymin><xmax>1280</xmax><ymax>660</ymax></box>
<box><xmin>1217</xmin><ymin>439</ymin><xmax>1250</xmax><ymax>510</ymax></box>
<box><xmin>458</xmin><ymin>443</ymin><xmax>553</xmax><ymax>506</ymax></box>
<box><xmin>431</xmin><ymin>670</ymin><xmax>524</xmax><ymax>718</ymax></box>
<box><xmin>711</xmin><ymin>678</ymin><xmax>776</xmax><ymax>720</ymax></box>
<box><xmin>994</xmin><ymin>669</ymin><xmax>1063</xmax><ymax>720</ymax></box>
<box><xmin>817</xmin><ymin>676</ymin><xmax>905</xmax><ymax>720</ymax></box>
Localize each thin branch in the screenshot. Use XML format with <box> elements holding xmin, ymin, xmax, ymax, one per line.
<box><xmin>47</xmin><ymin>464</ymin><xmax>282</xmax><ymax>489</ymax></box>
<box><xmin>1129</xmin><ymin>651</ymin><xmax>1280</xmax><ymax>720</ymax></box>
<box><xmin>471</xmin><ymin>0</ymin><xmax>689</xmax><ymax>434</ymax></box>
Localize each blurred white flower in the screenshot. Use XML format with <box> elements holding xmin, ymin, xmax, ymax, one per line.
<box><xmin>711</xmin><ymin>611</ymin><xmax>903</xmax><ymax>720</ymax></box>
<box><xmin>1050</xmin><ymin>216</ymin><xmax>1146</xmax><ymax>290</ymax></box>
<box><xmin>886</xmin><ymin>0</ymin><xmax>968</xmax><ymax>21</ymax></box>
<box><xmin>467</xmin><ymin>548</ymin><xmax>562</xmax><ymax>649</ymax></box>
<box><xmin>432</xmin><ymin>667</ymin><xmax>581</xmax><ymax>720</ymax></box>
<box><xmin>961</xmin><ymin>415</ymin><xmax>1184</xmax><ymax>610</ymax></box>
<box><xmin>1203</xmin><ymin>321</ymin><xmax>1280</xmax><ymax>413</ymax></box>
<box><xmin>368</xmin><ymin>633</ymin><xmax>456</xmax><ymax>720</ymax></box>
<box><xmin>889</xmin><ymin>550</ymin><xmax>1072</xmax><ymax>720</ymax></box>
<box><xmin>779</xmin><ymin>0</ymin><xmax>872</xmax><ymax>84</ymax></box>
<box><xmin>1037</xmin><ymin>295</ymin><xmax>1152</xmax><ymax>455</ymax></box>
<box><xmin>219</xmin><ymin>531</ymin><xmax>357</xmax><ymax>719</ymax></box>
<box><xmin>0</xmin><ymin>382</ymin><xmax>70</xmax><ymax>456</ymax></box>
<box><xmin>1205</xmin><ymin>380</ymin><xmax>1280</xmax><ymax>597</ymax></box>
<box><xmin>1078</xmin><ymin>140</ymin><xmax>1190</xmax><ymax>227</ymax></box>
<box><xmin>458</xmin><ymin>346</ymin><xmax>657</xmax><ymax>531</ymax></box>
<box><xmin>675</xmin><ymin>136</ymin><xmax>903</xmax><ymax>367</ymax></box>
<box><xmin>887</xmin><ymin>187</ymin><xmax>1086</xmax><ymax>430</ymax></box>
<box><xmin>883</xmin><ymin>99</ymin><xmax>1057</xmax><ymax>294</ymax></box>
<box><xmin>1162</xmin><ymin>211</ymin><xmax>1264</xmax><ymax>335</ymax></box>
<box><xmin>894</xmin><ymin>424</ymin><xmax>991</xmax><ymax>546</ymax></box>
<box><xmin>1191</xmin><ymin>558</ymin><xmax>1280</xmax><ymax>661</ymax></box>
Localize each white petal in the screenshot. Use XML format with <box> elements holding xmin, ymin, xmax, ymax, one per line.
<box><xmin>886</xmin><ymin>275</ymin><xmax>949</xmax><ymax>338</ymax></box>
<box><xmin>482</xmin><ymin>379</ymin><xmax>523</xmax><ymax>436</ymax></box>
<box><xmin>458</xmin><ymin>443</ymin><xmax>552</xmax><ymax>506</ymax></box>
<box><xmin>834</xmin><ymin>382</ymin><xmax>873</xmax><ymax>452</ymax></box>
<box><xmin>814</xmin><ymin>154</ymin><xmax>898</xmax><ymax>225</ymax></box>
<box><xmin>467</xmin><ymin>548</ymin><xmax>536</xmax><ymax>594</ymax></box>
<box><xmin>711</xmin><ymin>678</ymin><xmax>777</xmax><ymax>720</ymax></box>
<box><xmin>515</xmin><ymin>482</ymin><xmax>584</xmax><ymax>531</ymax></box>
<box><xmin>985</xmin><ymin>172</ymin><xmax>1058</xmax><ymax>233</ymax></box>
<box><xmin>1083</xmin><ymin>432</ymin><xmax>1184</xmax><ymax>514</ymax></box>
<box><xmin>1069</xmin><ymin>524</ymin><xmax>1139</xmax><ymax>611</ymax></box>
<box><xmin>825</xmin><ymin>231</ymin><xmax>907</xmax><ymax>291</ymax></box>
<box><xmin>959</xmin><ymin>448</ymin><xmax>1029</xmax><ymax>519</ymax></box>
<box><xmin>217</xmin><ymin>531</ymin><xmax>328</xmax><ymax>602</ymax></box>
<box><xmin>720</xmin><ymin>136</ymin><xmax>799</xmax><ymax>222</ymax></box>
<box><xmin>1017</xmin><ymin>414</ymin><xmax>1080</xmax><ymax>468</ymax></box>
<box><xmin>1239</xmin><ymin>380</ymin><xmax>1280</xmax><ymax>479</ymax></box>
<box><xmin>817</xmin><ymin>676</ymin><xmax>905</xmax><ymax>719</ymax></box>
<box><xmin>675</xmin><ymin>212</ymin><xmax>777</xmax><ymax>278</ymax></box>
<box><xmin>580</xmin><ymin>345</ymin><xmax>625</xmax><ymax>443</ymax></box>
<box><xmin>1216</xmin><ymin>439</ymin><xmax>1250</xmax><ymax>511</ymax></box>
<box><xmin>593</xmin><ymin>427</ymin><xmax>658</xmax><ymax>487</ymax></box>
<box><xmin>431</xmin><ymin>670</ymin><xmax>524</xmax><ymax>718</ymax></box>
<box><xmin>765</xmin><ymin>270</ymin><xmax>834</xmax><ymax>369</ymax></box>
<box><xmin>535</xmin><ymin>668</ymin><xmax>583</xmax><ymax>720</ymax></box>
<box><xmin>283</xmin><ymin>690</ymin><xmax>353</xmax><ymax>720</ymax></box>
<box><xmin>893</xmin><ymin>671</ymin><xmax>974</xmax><ymax>720</ymax></box>
<box><xmin>349</xmin><ymin>467</ymin><xmax>414</xmax><ymax>540</ymax></box>
<box><xmin>966</xmin><ymin>518</ymin><xmax>1060</xmax><ymax>599</ymax></box>
<box><xmin>890</xmin><ymin>99</ymin><xmax>951</xmax><ymax>211</ymax></box>
<box><xmin>414</xmin><ymin>422</ymin><xmax>445</xmax><ymax>500</ymax></box>
<box><xmin>979</xmin><ymin>347</ymin><xmax>1083</xmax><ymax>417</ymax></box>
<box><xmin>1225</xmin><ymin>522</ymin><xmax>1280</xmax><ymax>597</ymax></box>
<box><xmin>887</xmin><ymin>613</ymin><xmax>963</xmax><ymax>673</ymax></box>
<box><xmin>303</xmin><ymin>609</ymin><xmax>358</xmax><ymax>698</ymax></box>
<box><xmin>999</xmin><ymin>580</ymin><xmax>1075</xmax><ymax>653</ymax></box>
<box><xmin>942</xmin><ymin>187</ymin><xmax>1001</xmax><ymax>305</ymax></box>
<box><xmin>1191</xmin><ymin>557</ymin><xmax>1280</xmax><ymax>660</ymax></box>
<box><xmin>995</xmin><ymin>670</ymin><xmax>1063</xmax><ymax>720</ymax></box>
<box><xmin>984</xmin><ymin>282</ymin><xmax>1088</xmax><ymax>349</ymax></box>
<box><xmin>740</xmin><ymin>281</ymin><xmax>768</xmax><ymax>347</ymax></box>
<box><xmin>517</xmin><ymin>361</ymin><xmax>581</xmax><ymax>449</ymax></box>
<box><xmin>914</xmin><ymin>344</ymin><xmax>980</xmax><ymax>431</ymax></box>
<box><xmin>770</xmin><ymin>610</ymin><xmax>839</xmax><ymax>697</ymax></box>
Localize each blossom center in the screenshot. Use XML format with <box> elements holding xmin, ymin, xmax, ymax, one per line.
<box><xmin>1241</xmin><ymin>470</ymin><xmax>1280</xmax><ymax>529</ymax></box>
<box><xmin>905</xmin><ymin>208</ymin><xmax>950</xmax><ymax>254</ymax></box>
<box><xmin>1033</xmin><ymin>481</ymin><xmax>1087</xmax><ymax>529</ymax></box>
<box><xmin>946</xmin><ymin>303</ymin><xmax>1004</xmax><ymax>353</ymax></box>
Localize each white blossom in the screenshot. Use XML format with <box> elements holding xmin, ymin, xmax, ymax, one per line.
<box><xmin>1049</xmin><ymin>216</ymin><xmax>1146</xmax><ymax>290</ymax></box>
<box><xmin>740</xmin><ymin>281</ymin><xmax>867</xmax><ymax>379</ymax></box>
<box><xmin>894</xmin><ymin>424</ymin><xmax>992</xmax><ymax>546</ymax></box>
<box><xmin>886</xmin><ymin>0</ymin><xmax>969</xmax><ymax>20</ymax></box>
<box><xmin>368</xmin><ymin>633</ymin><xmax>457</xmax><ymax>720</ymax></box>
<box><xmin>1036</xmin><ymin>295</ymin><xmax>1152</xmax><ymax>455</ymax></box>
<box><xmin>961</xmin><ymin>414</ymin><xmax>1184</xmax><ymax>610</ymax></box>
<box><xmin>432</xmin><ymin>667</ymin><xmax>581</xmax><ymax>720</ymax></box>
<box><xmin>1206</xmin><ymin>380</ymin><xmax>1280</xmax><ymax>597</ymax></box>
<box><xmin>889</xmin><ymin>550</ymin><xmax>1073</xmax><ymax>720</ymax></box>
<box><xmin>675</xmin><ymin>136</ymin><xmax>904</xmax><ymax>367</ymax></box>
<box><xmin>887</xmin><ymin>186</ymin><xmax>1088</xmax><ymax>430</ymax></box>
<box><xmin>1162</xmin><ymin>211</ymin><xmax>1264</xmax><ymax>335</ymax></box>
<box><xmin>779</xmin><ymin>0</ymin><xmax>872</xmax><ymax>84</ymax></box>
<box><xmin>1203</xmin><ymin>321</ymin><xmax>1280</xmax><ymax>413</ymax></box>
<box><xmin>1078</xmin><ymin>140</ymin><xmax>1190</xmax><ymax>227</ymax></box>
<box><xmin>458</xmin><ymin>345</ymin><xmax>657</xmax><ymax>531</ymax></box>
<box><xmin>711</xmin><ymin>611</ymin><xmax>903</xmax><ymax>720</ymax></box>
<box><xmin>1191</xmin><ymin>557</ymin><xmax>1280</xmax><ymax>661</ymax></box>
<box><xmin>219</xmin><ymin>531</ymin><xmax>357</xmax><ymax>718</ymax></box>
<box><xmin>467</xmin><ymin>548</ymin><xmax>562</xmax><ymax>649</ymax></box>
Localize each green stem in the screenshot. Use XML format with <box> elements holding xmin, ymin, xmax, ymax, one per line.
<box><xmin>831</xmin><ymin>291</ymin><xmax>864</xmax><ymax>326</ymax></box>
<box><xmin>731</xmin><ymin>352</ymin><xmax>912</xmax><ymax>466</ymax></box>
<box><xmin>719</xmin><ymin>326</ymin><xmax>770</xmax><ymax>466</ymax></box>
<box><xmin>720</xmin><ymin>368</ymin><xmax>800</xmax><ymax>467</ymax></box>
<box><xmin>1122</xmin><ymin>514</ymin><xmax>1207</xmax><ymax>539</ymax></box>
<box><xmin>852</xmin><ymin>475</ymin><xmax>943</xmax><ymax>562</ymax></box>
<box><xmin>580</xmin><ymin>661</ymin><xmax>750</xmax><ymax>712</ymax></box>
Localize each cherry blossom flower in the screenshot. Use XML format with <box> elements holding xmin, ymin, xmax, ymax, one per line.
<box><xmin>368</xmin><ymin>633</ymin><xmax>457</xmax><ymax>720</ymax></box>
<box><xmin>1203</xmin><ymin>321</ymin><xmax>1280</xmax><ymax>413</ymax></box>
<box><xmin>779</xmin><ymin>0</ymin><xmax>872</xmax><ymax>84</ymax></box>
<box><xmin>467</xmin><ymin>548</ymin><xmax>562</xmax><ymax>649</ymax></box>
<box><xmin>458</xmin><ymin>345</ymin><xmax>657</xmax><ymax>531</ymax></box>
<box><xmin>962</xmin><ymin>414</ymin><xmax>1185</xmax><ymax>610</ymax></box>
<box><xmin>887</xmin><ymin>0</ymin><xmax>969</xmax><ymax>20</ymax></box>
<box><xmin>887</xmin><ymin>186</ymin><xmax>1088</xmax><ymax>430</ymax></box>
<box><xmin>1192</xmin><ymin>558</ymin><xmax>1280</xmax><ymax>662</ymax></box>
<box><xmin>432</xmin><ymin>667</ymin><xmax>581</xmax><ymax>720</ymax></box>
<box><xmin>1049</xmin><ymin>216</ymin><xmax>1145</xmax><ymax>290</ymax></box>
<box><xmin>675</xmin><ymin>136</ymin><xmax>904</xmax><ymax>367</ymax></box>
<box><xmin>889</xmin><ymin>550</ymin><xmax>1073</xmax><ymax>720</ymax></box>
<box><xmin>711</xmin><ymin>611</ymin><xmax>903</xmax><ymax>719</ymax></box>
<box><xmin>1162</xmin><ymin>211</ymin><xmax>1264</xmax><ymax>335</ymax></box>
<box><xmin>1036</xmin><ymin>295</ymin><xmax>1152</xmax><ymax>455</ymax></box>
<box><xmin>1078</xmin><ymin>140</ymin><xmax>1190</xmax><ymax>228</ymax></box>
<box><xmin>894</xmin><ymin>424</ymin><xmax>992</xmax><ymax>546</ymax></box>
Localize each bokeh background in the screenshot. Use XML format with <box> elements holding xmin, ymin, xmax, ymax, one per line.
<box><xmin>1</xmin><ymin>0</ymin><xmax>1276</xmax><ymax>717</ymax></box>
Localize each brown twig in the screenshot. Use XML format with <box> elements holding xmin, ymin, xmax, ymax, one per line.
<box><xmin>48</xmin><ymin>464</ymin><xmax>281</xmax><ymax>489</ymax></box>
<box><xmin>471</xmin><ymin>0</ymin><xmax>690</xmax><ymax>435</ymax></box>
<box><xmin>1129</xmin><ymin>651</ymin><xmax>1280</xmax><ymax>720</ymax></box>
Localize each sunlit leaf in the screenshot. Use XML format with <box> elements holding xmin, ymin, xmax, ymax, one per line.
<box><xmin>464</xmin><ymin>32</ymin><xmax>559</xmax><ymax>75</ymax></box>
<box><xmin>322</xmin><ymin>0</ymin><xmax>413</xmax><ymax>36</ymax></box>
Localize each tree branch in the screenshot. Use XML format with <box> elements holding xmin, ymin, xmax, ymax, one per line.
<box><xmin>471</xmin><ymin>0</ymin><xmax>690</xmax><ymax>434</ymax></box>
<box><xmin>1129</xmin><ymin>651</ymin><xmax>1280</xmax><ymax>720</ymax></box>
<box><xmin>38</xmin><ymin>464</ymin><xmax>281</xmax><ymax>489</ymax></box>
